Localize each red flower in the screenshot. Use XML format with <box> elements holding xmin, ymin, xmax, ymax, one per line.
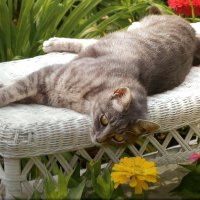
<box><xmin>168</xmin><ymin>0</ymin><xmax>200</xmax><ymax>16</ymax></box>
<box><xmin>189</xmin><ymin>153</ymin><xmax>200</xmax><ymax>162</ymax></box>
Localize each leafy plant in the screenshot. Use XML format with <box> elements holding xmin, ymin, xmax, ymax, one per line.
<box><xmin>29</xmin><ymin>168</ymin><xmax>85</xmax><ymax>200</ymax></box>
<box><xmin>171</xmin><ymin>156</ymin><xmax>200</xmax><ymax>199</ymax></box>
<box><xmin>83</xmin><ymin>160</ymin><xmax>116</xmax><ymax>199</ymax></box>
<box><xmin>81</xmin><ymin>160</ymin><xmax>136</xmax><ymax>199</ymax></box>
<box><xmin>28</xmin><ymin>159</ymin><xmax>155</xmax><ymax>199</ymax></box>
<box><xmin>0</xmin><ymin>0</ymin><xmax>171</xmax><ymax>62</ymax></box>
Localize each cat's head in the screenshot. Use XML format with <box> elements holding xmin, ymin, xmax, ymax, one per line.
<box><xmin>91</xmin><ymin>87</ymin><xmax>160</xmax><ymax>145</ymax></box>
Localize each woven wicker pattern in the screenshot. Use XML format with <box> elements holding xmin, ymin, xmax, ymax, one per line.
<box><xmin>0</xmin><ymin>54</ymin><xmax>200</xmax><ymax>199</ymax></box>
<box><xmin>0</xmin><ymin>53</ymin><xmax>200</xmax><ymax>159</ymax></box>
<box><xmin>0</xmin><ymin>53</ymin><xmax>200</xmax><ymax>197</ymax></box>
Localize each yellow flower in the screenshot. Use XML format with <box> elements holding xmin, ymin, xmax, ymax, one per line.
<box><xmin>111</xmin><ymin>156</ymin><xmax>159</xmax><ymax>194</ymax></box>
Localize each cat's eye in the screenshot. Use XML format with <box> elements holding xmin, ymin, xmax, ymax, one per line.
<box><xmin>100</xmin><ymin>115</ymin><xmax>109</xmax><ymax>126</ymax></box>
<box><xmin>112</xmin><ymin>135</ymin><xmax>124</xmax><ymax>142</ymax></box>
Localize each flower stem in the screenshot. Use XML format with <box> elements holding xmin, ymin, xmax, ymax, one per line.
<box><xmin>189</xmin><ymin>0</ymin><xmax>195</xmax><ymax>22</ymax></box>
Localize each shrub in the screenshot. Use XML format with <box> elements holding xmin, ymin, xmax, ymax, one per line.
<box><xmin>28</xmin><ymin>158</ymin><xmax>159</xmax><ymax>199</ymax></box>
<box><xmin>0</xmin><ymin>0</ymin><xmax>171</xmax><ymax>62</ymax></box>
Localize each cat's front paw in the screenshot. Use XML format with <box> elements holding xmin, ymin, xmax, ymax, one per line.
<box><xmin>127</xmin><ymin>22</ymin><xmax>142</xmax><ymax>31</ymax></box>
<box><xmin>43</xmin><ymin>37</ymin><xmax>62</xmax><ymax>53</ymax></box>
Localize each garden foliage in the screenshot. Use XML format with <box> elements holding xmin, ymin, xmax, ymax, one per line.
<box><xmin>26</xmin><ymin>157</ymin><xmax>160</xmax><ymax>199</ymax></box>
<box><xmin>171</xmin><ymin>157</ymin><xmax>200</xmax><ymax>199</ymax></box>
<box><xmin>29</xmin><ymin>161</ymin><xmax>132</xmax><ymax>199</ymax></box>
<box><xmin>0</xmin><ymin>0</ymin><xmax>171</xmax><ymax>62</ymax></box>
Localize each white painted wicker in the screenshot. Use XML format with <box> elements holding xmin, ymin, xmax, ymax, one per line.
<box><xmin>0</xmin><ymin>24</ymin><xmax>200</xmax><ymax>198</ymax></box>
<box><xmin>0</xmin><ymin>52</ymin><xmax>200</xmax><ymax>158</ymax></box>
<box><xmin>0</xmin><ymin>52</ymin><xmax>200</xmax><ymax>198</ymax></box>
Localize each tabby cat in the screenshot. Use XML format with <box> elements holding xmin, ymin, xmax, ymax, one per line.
<box><xmin>0</xmin><ymin>15</ymin><xmax>199</xmax><ymax>145</ymax></box>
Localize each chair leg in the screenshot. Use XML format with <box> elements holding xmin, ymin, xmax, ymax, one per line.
<box><xmin>2</xmin><ymin>158</ymin><xmax>22</xmax><ymax>198</ymax></box>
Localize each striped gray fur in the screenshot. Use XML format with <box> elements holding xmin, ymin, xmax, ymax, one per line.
<box><xmin>0</xmin><ymin>15</ymin><xmax>199</xmax><ymax>145</ymax></box>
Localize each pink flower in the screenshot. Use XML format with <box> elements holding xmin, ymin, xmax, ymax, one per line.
<box><xmin>189</xmin><ymin>153</ymin><xmax>200</xmax><ymax>162</ymax></box>
<box><xmin>168</xmin><ymin>0</ymin><xmax>200</xmax><ymax>16</ymax></box>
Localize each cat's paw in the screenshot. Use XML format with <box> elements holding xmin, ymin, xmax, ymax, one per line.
<box><xmin>0</xmin><ymin>83</ymin><xmax>4</xmax><ymax>88</ymax></box>
<box><xmin>43</xmin><ymin>37</ymin><xmax>83</xmax><ymax>53</ymax></box>
<box><xmin>43</xmin><ymin>37</ymin><xmax>98</xmax><ymax>54</ymax></box>
<box><xmin>43</xmin><ymin>37</ymin><xmax>62</xmax><ymax>53</ymax></box>
<box><xmin>127</xmin><ymin>22</ymin><xmax>142</xmax><ymax>31</ymax></box>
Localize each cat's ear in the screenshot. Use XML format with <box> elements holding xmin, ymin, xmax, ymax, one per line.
<box><xmin>148</xmin><ymin>6</ymin><xmax>162</xmax><ymax>15</ymax></box>
<box><xmin>135</xmin><ymin>119</ymin><xmax>160</xmax><ymax>134</ymax></box>
<box><xmin>111</xmin><ymin>87</ymin><xmax>131</xmax><ymax>112</ymax></box>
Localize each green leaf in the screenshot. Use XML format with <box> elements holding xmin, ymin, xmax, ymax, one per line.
<box><xmin>43</xmin><ymin>168</ymin><xmax>74</xmax><ymax>199</ymax></box>
<box><xmin>179</xmin><ymin>163</ymin><xmax>196</xmax><ymax>171</ymax></box>
<box><xmin>67</xmin><ymin>180</ymin><xmax>86</xmax><ymax>200</ymax></box>
<box><xmin>74</xmin><ymin>6</ymin><xmax>123</xmax><ymax>38</ymax></box>
<box><xmin>171</xmin><ymin>170</ymin><xmax>200</xmax><ymax>198</ymax></box>
<box><xmin>0</xmin><ymin>25</ymin><xmax>6</xmax><ymax>61</ymax></box>
<box><xmin>83</xmin><ymin>160</ymin><xmax>101</xmax><ymax>180</ymax></box>
<box><xmin>91</xmin><ymin>167</ymin><xmax>114</xmax><ymax>199</ymax></box>
<box><xmin>57</xmin><ymin>168</ymin><xmax>69</xmax><ymax>198</ymax></box>
<box><xmin>57</xmin><ymin>168</ymin><xmax>74</xmax><ymax>199</ymax></box>
<box><xmin>43</xmin><ymin>176</ymin><xmax>56</xmax><ymax>198</ymax></box>
<box><xmin>15</xmin><ymin>0</ymin><xmax>35</xmax><ymax>55</ymax></box>
<box><xmin>57</xmin><ymin>0</ymin><xmax>102</xmax><ymax>36</ymax></box>
<box><xmin>93</xmin><ymin>160</ymin><xmax>102</xmax><ymax>177</ymax></box>
<box><xmin>195</xmin><ymin>164</ymin><xmax>200</xmax><ymax>174</ymax></box>
<box><xmin>68</xmin><ymin>164</ymin><xmax>82</xmax><ymax>187</ymax></box>
<box><xmin>0</xmin><ymin>0</ymin><xmax>12</xmax><ymax>60</ymax></box>
<box><xmin>30</xmin><ymin>190</ymin><xmax>42</xmax><ymax>199</ymax></box>
<box><xmin>111</xmin><ymin>185</ymin><xmax>125</xmax><ymax>199</ymax></box>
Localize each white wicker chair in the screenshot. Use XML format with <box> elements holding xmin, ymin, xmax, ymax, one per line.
<box><xmin>1</xmin><ymin>25</ymin><xmax>200</xmax><ymax>198</ymax></box>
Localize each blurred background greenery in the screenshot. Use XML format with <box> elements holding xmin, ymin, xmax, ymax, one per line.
<box><xmin>0</xmin><ymin>0</ymin><xmax>173</xmax><ymax>62</ymax></box>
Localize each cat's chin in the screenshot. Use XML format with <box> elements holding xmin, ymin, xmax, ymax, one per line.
<box><xmin>89</xmin><ymin>131</ymin><xmax>103</xmax><ymax>147</ymax></box>
<box><xmin>90</xmin><ymin>135</ymin><xmax>138</xmax><ymax>147</ymax></box>
<box><xmin>91</xmin><ymin>135</ymin><xmax>127</xmax><ymax>146</ymax></box>
<box><xmin>107</xmin><ymin>139</ymin><xmax>137</xmax><ymax>146</ymax></box>
<box><xmin>90</xmin><ymin>128</ymin><xmax>139</xmax><ymax>146</ymax></box>
<box><xmin>90</xmin><ymin>134</ymin><xmax>127</xmax><ymax>146</ymax></box>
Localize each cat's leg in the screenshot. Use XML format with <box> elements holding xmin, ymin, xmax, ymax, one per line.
<box><xmin>0</xmin><ymin>77</ymin><xmax>38</xmax><ymax>107</ymax></box>
<box><xmin>0</xmin><ymin>65</ymin><xmax>64</xmax><ymax>107</ymax></box>
<box><xmin>127</xmin><ymin>22</ymin><xmax>142</xmax><ymax>32</ymax></box>
<box><xmin>43</xmin><ymin>38</ymin><xmax>98</xmax><ymax>53</ymax></box>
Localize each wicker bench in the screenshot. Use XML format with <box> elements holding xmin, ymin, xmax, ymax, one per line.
<box><xmin>1</xmin><ymin>28</ymin><xmax>200</xmax><ymax>198</ymax></box>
